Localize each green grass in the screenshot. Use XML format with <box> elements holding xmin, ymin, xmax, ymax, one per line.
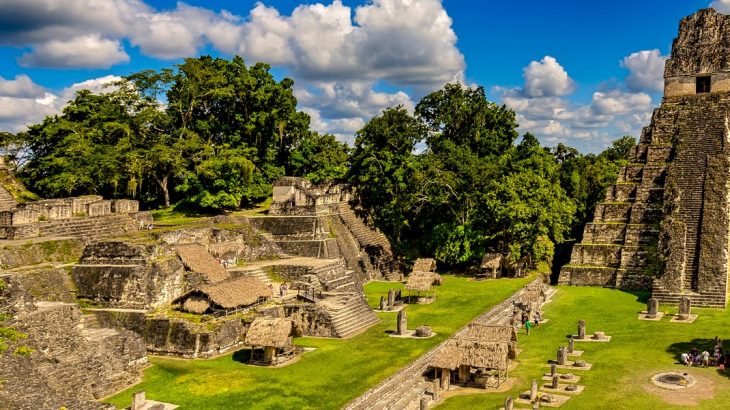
<box><xmin>437</xmin><ymin>286</ymin><xmax>730</xmax><ymax>410</ymax></box>
<box><xmin>105</xmin><ymin>274</ymin><xmax>531</xmax><ymax>409</ymax></box>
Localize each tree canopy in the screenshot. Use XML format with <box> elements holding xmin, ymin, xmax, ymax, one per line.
<box><xmin>3</xmin><ymin>62</ymin><xmax>635</xmax><ymax>269</ymax></box>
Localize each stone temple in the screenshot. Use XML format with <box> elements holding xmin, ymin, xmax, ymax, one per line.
<box><xmin>560</xmin><ymin>8</ymin><xmax>730</xmax><ymax>308</ymax></box>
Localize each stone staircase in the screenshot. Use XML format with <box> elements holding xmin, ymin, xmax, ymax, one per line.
<box><xmin>234</xmin><ymin>267</ymin><xmax>272</xmax><ymax>286</ymax></box>
<box><xmin>337</xmin><ymin>204</ymin><xmax>392</xmax><ymax>253</ymax></box>
<box><xmin>652</xmin><ymin>281</ymin><xmax>728</xmax><ymax>308</ymax></box>
<box><xmin>327</xmin><ymin>295</ymin><xmax>380</xmax><ymax>338</ymax></box>
<box><xmin>313</xmin><ymin>259</ymin><xmax>362</xmax><ymax>293</ymax></box>
<box><xmin>37</xmin><ymin>213</ymin><xmax>140</xmax><ymax>241</ymax></box>
<box><xmin>336</xmin><ymin>203</ymin><xmax>400</xmax><ymax>281</ymax></box>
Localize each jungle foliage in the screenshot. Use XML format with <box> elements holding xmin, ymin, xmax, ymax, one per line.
<box><xmin>1</xmin><ymin>58</ymin><xmax>633</xmax><ymax>266</ymax></box>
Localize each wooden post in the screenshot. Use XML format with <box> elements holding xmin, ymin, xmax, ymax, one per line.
<box><xmin>459</xmin><ymin>365</ymin><xmax>470</xmax><ymax>382</ymax></box>
<box><xmin>264</xmin><ymin>346</ymin><xmax>276</xmax><ymax>365</ymax></box>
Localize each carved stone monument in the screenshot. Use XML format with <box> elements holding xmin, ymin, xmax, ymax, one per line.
<box><xmin>551</xmin><ymin>374</ymin><xmax>559</xmax><ymax>389</ymax></box>
<box><xmin>647</xmin><ymin>298</ymin><xmax>659</xmax><ymax>318</ymax></box>
<box><xmin>397</xmin><ymin>309</ymin><xmax>408</xmax><ymax>335</ymax></box>
<box><xmin>505</xmin><ymin>396</ymin><xmax>514</xmax><ymax>410</ymax></box>
<box><xmin>557</xmin><ymin>346</ymin><xmax>567</xmax><ymax>365</ymax></box>
<box><xmin>530</xmin><ymin>379</ymin><xmax>538</xmax><ymax>401</ymax></box>
<box><xmin>578</xmin><ymin>320</ymin><xmax>586</xmax><ymax>340</ymax></box>
<box><xmin>387</xmin><ymin>289</ymin><xmax>395</xmax><ymax>309</ymax></box>
<box><xmin>678</xmin><ymin>296</ymin><xmax>691</xmax><ymax>320</ymax></box>
<box><xmin>379</xmin><ymin>296</ymin><xmax>386</xmax><ymax>311</ymax></box>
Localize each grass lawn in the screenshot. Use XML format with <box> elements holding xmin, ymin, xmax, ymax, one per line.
<box><xmin>437</xmin><ymin>286</ymin><xmax>730</xmax><ymax>410</ymax></box>
<box><xmin>106</xmin><ymin>275</ymin><xmax>532</xmax><ymax>409</ymax></box>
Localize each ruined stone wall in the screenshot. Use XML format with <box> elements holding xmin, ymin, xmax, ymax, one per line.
<box><xmin>0</xmin><ymin>280</ymin><xmax>146</xmax><ymax>408</ymax></box>
<box><xmin>141</xmin><ymin>316</ymin><xmax>246</xmax><ymax>358</ymax></box>
<box><xmin>0</xmin><ymin>238</ymin><xmax>84</xmax><ymax>269</ymax></box>
<box><xmin>284</xmin><ymin>304</ymin><xmax>336</xmax><ymax>337</ymax></box>
<box><xmin>72</xmin><ymin>242</ymin><xmax>187</xmax><ymax>309</ymax></box>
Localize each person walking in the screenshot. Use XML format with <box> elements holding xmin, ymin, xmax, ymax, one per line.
<box><xmin>525</xmin><ymin>318</ymin><xmax>532</xmax><ymax>335</ymax></box>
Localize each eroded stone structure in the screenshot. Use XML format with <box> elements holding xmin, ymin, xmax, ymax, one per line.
<box><xmin>560</xmin><ymin>8</ymin><xmax>730</xmax><ymax>307</ymax></box>
<box><xmin>252</xmin><ymin>177</ymin><xmax>400</xmax><ymax>282</ymax></box>
<box><xmin>0</xmin><ymin>194</ymin><xmax>151</xmax><ymax>240</ymax></box>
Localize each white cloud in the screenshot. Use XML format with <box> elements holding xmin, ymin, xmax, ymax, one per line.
<box><xmin>0</xmin><ymin>0</ymin><xmax>464</xmax><ymax>141</ymax></box>
<box><xmin>231</xmin><ymin>0</ymin><xmax>465</xmax><ymax>88</ymax></box>
<box><xmin>0</xmin><ymin>75</ymin><xmax>46</xmax><ymax>98</ymax></box>
<box><xmin>0</xmin><ymin>74</ymin><xmax>121</xmax><ymax>132</ymax></box>
<box><xmin>18</xmin><ymin>34</ymin><xmax>129</xmax><ymax>68</ymax></box>
<box><xmin>621</xmin><ymin>49</ymin><xmax>668</xmax><ymax>92</ymax></box>
<box><xmin>487</xmin><ymin>52</ymin><xmax>660</xmax><ymax>152</ymax></box>
<box><xmin>590</xmin><ymin>90</ymin><xmax>652</xmax><ymax>116</ymax></box>
<box><xmin>711</xmin><ymin>0</ymin><xmax>730</xmax><ymax>14</ymax></box>
<box><xmin>296</xmin><ymin>80</ymin><xmax>414</xmax><ymax>144</ymax></box>
<box><xmin>523</xmin><ymin>56</ymin><xmax>574</xmax><ymax>98</ymax></box>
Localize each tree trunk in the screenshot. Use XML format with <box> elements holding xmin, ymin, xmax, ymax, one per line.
<box><xmin>155</xmin><ymin>175</ymin><xmax>171</xmax><ymax>208</ymax></box>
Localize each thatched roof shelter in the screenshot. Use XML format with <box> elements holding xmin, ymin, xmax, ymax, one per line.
<box><xmin>480</xmin><ymin>253</ymin><xmax>503</xmax><ymax>270</ymax></box>
<box><xmin>412</xmin><ymin>258</ymin><xmax>436</xmax><ymax>273</ymax></box>
<box><xmin>177</xmin><ymin>275</ymin><xmax>272</xmax><ymax>313</ymax></box>
<box><xmin>405</xmin><ymin>271</ymin><xmax>441</xmax><ymax>292</ymax></box>
<box><xmin>463</xmin><ymin>324</ymin><xmax>517</xmax><ymax>343</ymax></box>
<box><xmin>430</xmin><ymin>338</ymin><xmax>511</xmax><ymax>371</ymax></box>
<box><xmin>245</xmin><ymin>317</ymin><xmax>299</xmax><ymax>348</ymax></box>
<box><xmin>176</xmin><ymin>243</ymin><xmax>230</xmax><ymax>284</ymax></box>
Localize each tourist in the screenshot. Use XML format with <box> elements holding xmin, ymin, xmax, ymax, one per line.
<box><xmin>534</xmin><ymin>311</ymin><xmax>541</xmax><ymax>327</ymax></box>
<box><xmin>524</xmin><ymin>319</ymin><xmax>532</xmax><ymax>335</ymax></box>
<box><xmin>681</xmin><ymin>352</ymin><xmax>691</xmax><ymax>366</ymax></box>
<box><xmin>701</xmin><ymin>350</ymin><xmax>710</xmax><ymax>368</ymax></box>
<box><xmin>279</xmin><ymin>283</ymin><xmax>285</xmax><ymax>298</ymax></box>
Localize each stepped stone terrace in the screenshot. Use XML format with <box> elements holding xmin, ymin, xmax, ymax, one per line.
<box><xmin>0</xmin><ymin>194</ymin><xmax>149</xmax><ymax>240</ymax></box>
<box><xmin>560</xmin><ymin>8</ymin><xmax>730</xmax><ymax>307</ymax></box>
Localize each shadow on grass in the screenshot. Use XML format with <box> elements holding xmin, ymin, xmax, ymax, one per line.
<box><xmin>666</xmin><ymin>338</ymin><xmax>720</xmax><ymax>365</ymax></box>
<box><xmin>621</xmin><ymin>290</ymin><xmax>651</xmax><ymax>304</ymax></box>
<box><xmin>232</xmin><ymin>348</ymin><xmax>252</xmax><ymax>364</ymax></box>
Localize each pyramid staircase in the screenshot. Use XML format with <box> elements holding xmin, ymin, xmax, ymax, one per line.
<box><xmin>326</xmin><ymin>295</ymin><xmax>380</xmax><ymax>338</ymax></box>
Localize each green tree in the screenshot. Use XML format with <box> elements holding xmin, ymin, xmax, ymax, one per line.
<box><xmin>288</xmin><ymin>132</ymin><xmax>349</xmax><ymax>184</ymax></box>
<box><xmin>349</xmin><ymin>106</ymin><xmax>423</xmax><ymax>247</ymax></box>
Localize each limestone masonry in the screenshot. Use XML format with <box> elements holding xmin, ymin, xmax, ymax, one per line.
<box><xmin>560</xmin><ymin>8</ymin><xmax>730</xmax><ymax>307</ymax></box>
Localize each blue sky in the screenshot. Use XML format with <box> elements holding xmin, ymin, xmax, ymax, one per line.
<box><xmin>0</xmin><ymin>0</ymin><xmax>722</xmax><ymax>152</ymax></box>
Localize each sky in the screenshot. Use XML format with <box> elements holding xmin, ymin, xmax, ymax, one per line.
<box><xmin>0</xmin><ymin>0</ymin><xmax>726</xmax><ymax>152</ymax></box>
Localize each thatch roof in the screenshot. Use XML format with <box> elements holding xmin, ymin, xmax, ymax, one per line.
<box><xmin>463</xmin><ymin>324</ymin><xmax>517</xmax><ymax>343</ymax></box>
<box><xmin>245</xmin><ymin>317</ymin><xmax>297</xmax><ymax>348</ymax></box>
<box><xmin>201</xmin><ymin>276</ymin><xmax>272</xmax><ymax>309</ymax></box>
<box><xmin>480</xmin><ymin>253</ymin><xmax>503</xmax><ymax>269</ymax></box>
<box><xmin>176</xmin><ymin>275</ymin><xmax>272</xmax><ymax>312</ymax></box>
<box><xmin>412</xmin><ymin>258</ymin><xmax>436</xmax><ymax>273</ymax></box>
<box><xmin>405</xmin><ymin>271</ymin><xmax>440</xmax><ymax>292</ymax></box>
<box><xmin>176</xmin><ymin>243</ymin><xmax>230</xmax><ymax>284</ymax></box>
<box><xmin>430</xmin><ymin>338</ymin><xmax>511</xmax><ymax>371</ymax></box>
<box><xmin>182</xmin><ymin>296</ymin><xmax>211</xmax><ymax>314</ymax></box>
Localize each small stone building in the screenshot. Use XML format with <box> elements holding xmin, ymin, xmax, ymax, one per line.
<box><xmin>176</xmin><ymin>276</ymin><xmax>272</xmax><ymax>314</ymax></box>
<box><xmin>429</xmin><ymin>338</ymin><xmax>511</xmax><ymax>389</ymax></box>
<box><xmin>244</xmin><ymin>317</ymin><xmax>302</xmax><ymax>365</ymax></box>
<box><xmin>480</xmin><ymin>253</ymin><xmax>503</xmax><ymax>279</ymax></box>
